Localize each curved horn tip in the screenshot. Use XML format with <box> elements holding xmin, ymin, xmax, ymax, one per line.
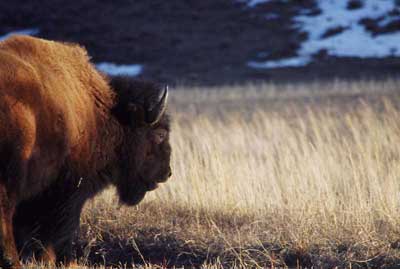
<box><xmin>162</xmin><ymin>85</ymin><xmax>169</xmax><ymax>104</ymax></box>
<box><xmin>157</xmin><ymin>85</ymin><xmax>168</xmax><ymax>107</ymax></box>
<box><xmin>146</xmin><ymin>85</ymin><xmax>169</xmax><ymax>125</ymax></box>
<box><xmin>147</xmin><ymin>85</ymin><xmax>168</xmax><ymax>112</ymax></box>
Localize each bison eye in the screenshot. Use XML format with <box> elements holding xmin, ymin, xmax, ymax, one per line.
<box><xmin>151</xmin><ymin>128</ymin><xmax>167</xmax><ymax>145</ymax></box>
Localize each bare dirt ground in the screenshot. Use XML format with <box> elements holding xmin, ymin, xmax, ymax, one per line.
<box><xmin>1</xmin><ymin>0</ymin><xmax>400</xmax><ymax>86</ymax></box>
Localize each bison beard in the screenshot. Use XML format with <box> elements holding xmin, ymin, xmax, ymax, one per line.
<box><xmin>0</xmin><ymin>36</ymin><xmax>172</xmax><ymax>268</ymax></box>
<box><xmin>117</xmin><ymin>181</ymin><xmax>147</xmax><ymax>206</ymax></box>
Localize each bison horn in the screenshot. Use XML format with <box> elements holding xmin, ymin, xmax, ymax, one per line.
<box><xmin>146</xmin><ymin>86</ymin><xmax>168</xmax><ymax>125</ymax></box>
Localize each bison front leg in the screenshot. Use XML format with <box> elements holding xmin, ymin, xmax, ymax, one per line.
<box><xmin>38</xmin><ymin>244</ymin><xmax>56</xmax><ymax>265</ymax></box>
<box><xmin>54</xmin><ymin>234</ymin><xmax>75</xmax><ymax>266</ymax></box>
<box><xmin>13</xmin><ymin>183</ymin><xmax>84</xmax><ymax>267</ymax></box>
<box><xmin>0</xmin><ymin>185</ymin><xmax>19</xmax><ymax>269</ymax></box>
<box><xmin>39</xmin><ymin>211</ymin><xmax>80</xmax><ymax>267</ymax></box>
<box><xmin>16</xmin><ymin>206</ymin><xmax>80</xmax><ymax>267</ymax></box>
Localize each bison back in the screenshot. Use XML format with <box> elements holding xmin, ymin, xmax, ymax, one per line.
<box><xmin>0</xmin><ymin>35</ymin><xmax>114</xmax><ymax>201</ymax></box>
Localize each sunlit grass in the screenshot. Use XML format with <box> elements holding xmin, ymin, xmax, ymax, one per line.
<box><xmin>61</xmin><ymin>79</ymin><xmax>400</xmax><ymax>268</ymax></box>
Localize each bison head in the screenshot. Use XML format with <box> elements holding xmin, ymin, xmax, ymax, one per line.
<box><xmin>110</xmin><ymin>77</ymin><xmax>172</xmax><ymax>206</ymax></box>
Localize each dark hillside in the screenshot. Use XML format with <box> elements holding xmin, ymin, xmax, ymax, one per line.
<box><xmin>1</xmin><ymin>0</ymin><xmax>400</xmax><ymax>85</ymax></box>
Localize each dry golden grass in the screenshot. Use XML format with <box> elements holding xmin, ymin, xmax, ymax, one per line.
<box><xmin>34</xmin><ymin>79</ymin><xmax>400</xmax><ymax>268</ymax></box>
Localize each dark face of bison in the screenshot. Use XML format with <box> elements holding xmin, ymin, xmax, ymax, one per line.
<box><xmin>110</xmin><ymin>77</ymin><xmax>172</xmax><ymax>205</ymax></box>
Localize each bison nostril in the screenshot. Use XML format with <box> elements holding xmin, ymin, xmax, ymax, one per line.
<box><xmin>168</xmin><ymin>169</ymin><xmax>172</xmax><ymax>178</ymax></box>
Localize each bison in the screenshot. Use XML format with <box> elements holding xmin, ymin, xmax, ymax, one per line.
<box><xmin>0</xmin><ymin>35</ymin><xmax>172</xmax><ymax>268</ymax></box>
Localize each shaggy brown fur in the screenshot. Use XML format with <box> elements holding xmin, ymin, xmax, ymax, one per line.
<box><xmin>0</xmin><ymin>36</ymin><xmax>172</xmax><ymax>268</ymax></box>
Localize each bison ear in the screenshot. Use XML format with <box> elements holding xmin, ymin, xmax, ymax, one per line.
<box><xmin>145</xmin><ymin>85</ymin><xmax>168</xmax><ymax>125</ymax></box>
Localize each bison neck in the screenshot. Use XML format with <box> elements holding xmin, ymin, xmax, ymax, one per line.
<box><xmin>72</xmin><ymin>114</ymin><xmax>124</xmax><ymax>195</ymax></box>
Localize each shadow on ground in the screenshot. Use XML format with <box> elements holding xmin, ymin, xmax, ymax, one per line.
<box><xmin>76</xmin><ymin>233</ymin><xmax>400</xmax><ymax>269</ymax></box>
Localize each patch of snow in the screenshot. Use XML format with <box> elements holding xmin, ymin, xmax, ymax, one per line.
<box><xmin>96</xmin><ymin>62</ymin><xmax>143</xmax><ymax>76</ymax></box>
<box><xmin>302</xmin><ymin>23</ymin><xmax>400</xmax><ymax>58</ymax></box>
<box><xmin>238</xmin><ymin>0</ymin><xmax>271</xmax><ymax>8</ymax></box>
<box><xmin>0</xmin><ymin>28</ymin><xmax>40</xmax><ymax>41</ymax></box>
<box><xmin>248</xmin><ymin>56</ymin><xmax>311</xmax><ymax>68</ymax></box>
<box><xmin>297</xmin><ymin>0</ymin><xmax>397</xmax><ymax>58</ymax></box>
<box><xmin>249</xmin><ymin>0</ymin><xmax>400</xmax><ymax>69</ymax></box>
<box><xmin>247</xmin><ymin>0</ymin><xmax>270</xmax><ymax>7</ymax></box>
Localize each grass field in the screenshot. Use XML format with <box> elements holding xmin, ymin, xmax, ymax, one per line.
<box><xmin>31</xmin><ymin>79</ymin><xmax>400</xmax><ymax>268</ymax></box>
